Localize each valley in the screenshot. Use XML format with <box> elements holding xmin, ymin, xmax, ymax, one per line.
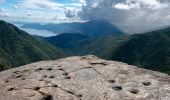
<box><xmin>1</xmin><ymin>20</ymin><xmax>170</xmax><ymax>75</ymax></box>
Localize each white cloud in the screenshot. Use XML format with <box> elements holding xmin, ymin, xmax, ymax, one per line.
<box><xmin>14</xmin><ymin>5</ymin><xmax>18</xmax><ymax>9</ymax></box>
<box><xmin>26</xmin><ymin>13</ymin><xmax>32</xmax><ymax>16</ymax></box>
<box><xmin>0</xmin><ymin>0</ymin><xmax>4</xmax><ymax>3</ymax></box>
<box><xmin>13</xmin><ymin>0</ymin><xmax>84</xmax><ymax>21</ymax></box>
<box><xmin>65</xmin><ymin>9</ymin><xmax>76</xmax><ymax>18</ymax></box>
<box><xmin>0</xmin><ymin>8</ymin><xmax>11</xmax><ymax>17</ymax></box>
<box><xmin>18</xmin><ymin>0</ymin><xmax>64</xmax><ymax>10</ymax></box>
<box><xmin>18</xmin><ymin>0</ymin><xmax>84</xmax><ymax>10</ymax></box>
<box><xmin>79</xmin><ymin>0</ymin><xmax>86</xmax><ymax>4</ymax></box>
<box><xmin>114</xmin><ymin>3</ymin><xmax>140</xmax><ymax>10</ymax></box>
<box><xmin>113</xmin><ymin>0</ymin><xmax>168</xmax><ymax>10</ymax></box>
<box><xmin>2</xmin><ymin>0</ymin><xmax>170</xmax><ymax>33</ymax></box>
<box><xmin>77</xmin><ymin>0</ymin><xmax>170</xmax><ymax>33</ymax></box>
<box><xmin>0</xmin><ymin>0</ymin><xmax>85</xmax><ymax>23</ymax></box>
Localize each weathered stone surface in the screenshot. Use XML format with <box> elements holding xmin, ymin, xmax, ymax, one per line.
<box><xmin>0</xmin><ymin>55</ymin><xmax>170</xmax><ymax>100</ymax></box>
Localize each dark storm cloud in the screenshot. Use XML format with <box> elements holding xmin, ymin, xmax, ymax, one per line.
<box><xmin>75</xmin><ymin>0</ymin><xmax>170</xmax><ymax>33</ymax></box>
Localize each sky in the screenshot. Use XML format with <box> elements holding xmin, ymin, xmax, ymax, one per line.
<box><xmin>1</xmin><ymin>0</ymin><xmax>170</xmax><ymax>33</ymax></box>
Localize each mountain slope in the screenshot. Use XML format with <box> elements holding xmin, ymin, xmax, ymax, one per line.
<box><xmin>45</xmin><ymin>33</ymin><xmax>89</xmax><ymax>55</ymax></box>
<box><xmin>45</xmin><ymin>33</ymin><xmax>88</xmax><ymax>49</ymax></box>
<box><xmin>0</xmin><ymin>20</ymin><xmax>64</xmax><ymax>71</ymax></box>
<box><xmin>111</xmin><ymin>28</ymin><xmax>170</xmax><ymax>74</ymax></box>
<box><xmin>22</xmin><ymin>20</ymin><xmax>124</xmax><ymax>37</ymax></box>
<box><xmin>46</xmin><ymin>34</ymin><xmax>130</xmax><ymax>58</ymax></box>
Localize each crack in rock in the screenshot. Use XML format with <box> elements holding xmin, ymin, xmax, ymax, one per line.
<box><xmin>39</xmin><ymin>91</ymin><xmax>53</xmax><ymax>100</ymax></box>
<box><xmin>89</xmin><ymin>62</ymin><xmax>108</xmax><ymax>66</ymax></box>
<box><xmin>1</xmin><ymin>55</ymin><xmax>170</xmax><ymax>100</ymax></box>
<box><xmin>58</xmin><ymin>86</ymin><xmax>82</xmax><ymax>99</ymax></box>
<box><xmin>6</xmin><ymin>86</ymin><xmax>17</xmax><ymax>91</ymax></box>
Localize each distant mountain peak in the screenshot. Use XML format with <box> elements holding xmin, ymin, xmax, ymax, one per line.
<box><xmin>0</xmin><ymin>20</ymin><xmax>6</xmax><ymax>23</ymax></box>
<box><xmin>21</xmin><ymin>20</ymin><xmax>125</xmax><ymax>37</ymax></box>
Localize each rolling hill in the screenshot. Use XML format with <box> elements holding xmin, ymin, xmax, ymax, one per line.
<box><xmin>0</xmin><ymin>20</ymin><xmax>64</xmax><ymax>71</ymax></box>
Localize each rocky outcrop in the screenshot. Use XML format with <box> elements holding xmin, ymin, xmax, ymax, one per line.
<box><xmin>0</xmin><ymin>55</ymin><xmax>170</xmax><ymax>100</ymax></box>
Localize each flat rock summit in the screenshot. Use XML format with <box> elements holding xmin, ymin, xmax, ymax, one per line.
<box><xmin>0</xmin><ymin>55</ymin><xmax>170</xmax><ymax>100</ymax></box>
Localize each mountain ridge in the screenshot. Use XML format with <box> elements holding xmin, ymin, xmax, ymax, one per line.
<box><xmin>21</xmin><ymin>20</ymin><xmax>125</xmax><ymax>37</ymax></box>
<box><xmin>0</xmin><ymin>20</ymin><xmax>64</xmax><ymax>71</ymax></box>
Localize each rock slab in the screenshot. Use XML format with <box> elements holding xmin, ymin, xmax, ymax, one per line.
<box><xmin>0</xmin><ymin>55</ymin><xmax>170</xmax><ymax>100</ymax></box>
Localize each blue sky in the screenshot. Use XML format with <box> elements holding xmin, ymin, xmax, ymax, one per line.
<box><xmin>1</xmin><ymin>0</ymin><xmax>170</xmax><ymax>33</ymax></box>
<box><xmin>0</xmin><ymin>0</ymin><xmax>85</xmax><ymax>23</ymax></box>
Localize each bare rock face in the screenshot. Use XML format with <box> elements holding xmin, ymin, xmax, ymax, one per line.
<box><xmin>0</xmin><ymin>55</ymin><xmax>170</xmax><ymax>100</ymax></box>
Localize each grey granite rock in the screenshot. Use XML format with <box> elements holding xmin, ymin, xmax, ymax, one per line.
<box><xmin>0</xmin><ymin>55</ymin><xmax>170</xmax><ymax>100</ymax></box>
